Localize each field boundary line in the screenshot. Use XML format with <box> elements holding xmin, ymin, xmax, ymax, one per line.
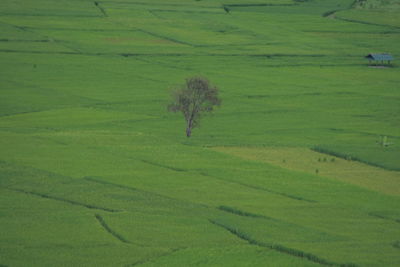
<box><xmin>148</xmin><ymin>9</ymin><xmax>222</xmax><ymax>15</ymax></box>
<box><xmin>0</xmin><ymin>39</ymin><xmax>56</xmax><ymax>42</ymax></box>
<box><xmin>0</xmin><ymin>49</ymin><xmax>80</xmax><ymax>55</ymax></box>
<box><xmin>216</xmin><ymin>205</ymin><xmax>349</xmax><ymax>241</ymax></box>
<box><xmin>335</xmin><ymin>16</ymin><xmax>400</xmax><ymax>30</ymax></box>
<box><xmin>140</xmin><ymin>159</ymin><xmax>186</xmax><ymax>172</ymax></box>
<box><xmin>311</xmin><ymin>147</ymin><xmax>400</xmax><ymax>172</ymax></box>
<box><xmin>304</xmin><ymin>30</ymin><xmax>400</xmax><ymax>34</ymax></box>
<box><xmin>6</xmin><ymin>187</ymin><xmax>121</xmax><ymax>212</ymax></box>
<box><xmin>16</xmin><ymin>26</ymin><xmax>138</xmax><ymax>32</ymax></box>
<box><xmin>0</xmin><ymin>109</ymin><xmax>51</xmax><ymax>118</ymax></box>
<box><xmin>218</xmin><ymin>205</ymin><xmax>267</xmax><ymax>219</ymax></box>
<box><xmin>94</xmin><ymin>1</ymin><xmax>108</xmax><ymax>17</ymax></box>
<box><xmin>209</xmin><ymin>219</ymin><xmax>357</xmax><ymax>267</ymax></box>
<box><xmin>0</xmin><ymin>20</ymin><xmax>82</xmax><ymax>53</ymax></box>
<box><xmin>84</xmin><ymin>176</ymin><xmax>209</xmax><ymax>209</ymax></box>
<box><xmin>199</xmin><ymin>171</ymin><xmax>317</xmax><ymax>203</ymax></box>
<box><xmin>125</xmin><ymin>247</ymin><xmax>185</xmax><ymax>267</ymax></box>
<box><xmin>323</xmin><ymin>4</ymin><xmax>400</xmax><ymax>30</ymax></box>
<box><xmin>0</xmin><ymin>48</ymin><xmax>358</xmax><ymax>62</ymax></box>
<box><xmin>92</xmin><ymin>151</ymin><xmax>316</xmax><ymax>204</ymax></box>
<box><xmin>328</xmin><ymin>128</ymin><xmax>400</xmax><ymax>140</ymax></box>
<box><xmin>224</xmin><ymin>3</ymin><xmax>298</xmax><ymax>8</ymax></box>
<box><xmin>99</xmin><ymin>1</ymin><xmax>218</xmax><ymax>9</ymax></box>
<box><xmin>368</xmin><ymin>212</ymin><xmax>400</xmax><ymax>224</ymax></box>
<box><xmin>95</xmin><ymin>214</ymin><xmax>130</xmax><ymax>243</ymax></box>
<box><xmin>136</xmin><ymin>29</ymin><xmax>196</xmax><ymax>47</ymax></box>
<box><xmin>0</xmin><ymin>13</ymin><xmax>100</xmax><ymax>18</ymax></box>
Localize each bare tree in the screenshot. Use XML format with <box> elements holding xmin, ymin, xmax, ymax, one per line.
<box><xmin>168</xmin><ymin>76</ymin><xmax>221</xmax><ymax>137</ymax></box>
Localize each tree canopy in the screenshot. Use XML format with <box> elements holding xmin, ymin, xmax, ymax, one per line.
<box><xmin>168</xmin><ymin>76</ymin><xmax>221</xmax><ymax>137</ymax></box>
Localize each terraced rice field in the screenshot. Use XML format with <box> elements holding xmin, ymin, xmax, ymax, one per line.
<box><xmin>0</xmin><ymin>0</ymin><xmax>399</xmax><ymax>266</ymax></box>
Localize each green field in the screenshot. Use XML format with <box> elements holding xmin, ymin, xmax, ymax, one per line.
<box><xmin>0</xmin><ymin>0</ymin><xmax>399</xmax><ymax>266</ymax></box>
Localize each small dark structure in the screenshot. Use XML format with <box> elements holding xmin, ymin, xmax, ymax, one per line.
<box><xmin>366</xmin><ymin>53</ymin><xmax>394</xmax><ymax>65</ymax></box>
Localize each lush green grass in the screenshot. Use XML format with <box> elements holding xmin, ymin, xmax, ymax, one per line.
<box><xmin>0</xmin><ymin>0</ymin><xmax>399</xmax><ymax>266</ymax></box>
<box><xmin>213</xmin><ymin>146</ymin><xmax>400</xmax><ymax>195</ymax></box>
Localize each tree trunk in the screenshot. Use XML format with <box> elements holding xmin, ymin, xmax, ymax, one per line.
<box><xmin>186</xmin><ymin>127</ymin><xmax>192</xmax><ymax>137</ymax></box>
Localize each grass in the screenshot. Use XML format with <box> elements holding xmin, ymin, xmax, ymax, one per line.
<box><xmin>212</xmin><ymin>146</ymin><xmax>400</xmax><ymax>195</ymax></box>
<box><xmin>210</xmin><ymin>219</ymin><xmax>358</xmax><ymax>267</ymax></box>
<box><xmin>0</xmin><ymin>0</ymin><xmax>399</xmax><ymax>266</ymax></box>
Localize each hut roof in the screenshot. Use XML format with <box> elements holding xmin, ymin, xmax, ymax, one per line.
<box><xmin>366</xmin><ymin>53</ymin><xmax>394</xmax><ymax>61</ymax></box>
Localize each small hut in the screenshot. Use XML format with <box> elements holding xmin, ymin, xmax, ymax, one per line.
<box><xmin>365</xmin><ymin>53</ymin><xmax>394</xmax><ymax>65</ymax></box>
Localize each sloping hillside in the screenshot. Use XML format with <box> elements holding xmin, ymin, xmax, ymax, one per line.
<box><xmin>0</xmin><ymin>0</ymin><xmax>399</xmax><ymax>266</ymax></box>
